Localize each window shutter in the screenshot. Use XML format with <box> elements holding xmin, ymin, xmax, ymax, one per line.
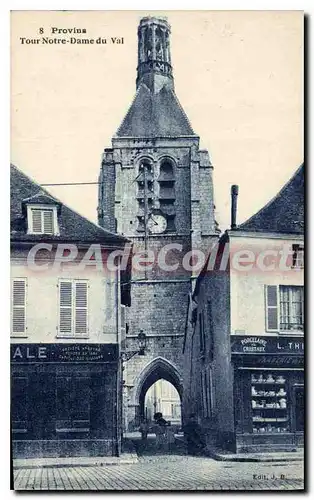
<box><xmin>265</xmin><ymin>285</ymin><xmax>279</xmax><ymax>331</ymax></box>
<box><xmin>75</xmin><ymin>282</ymin><xmax>88</xmax><ymax>335</ymax></box>
<box><xmin>43</xmin><ymin>210</ymin><xmax>54</xmax><ymax>234</ymax></box>
<box><xmin>12</xmin><ymin>280</ymin><xmax>26</xmax><ymax>334</ymax></box>
<box><xmin>30</xmin><ymin>208</ymin><xmax>54</xmax><ymax>234</ymax></box>
<box><xmin>31</xmin><ymin>209</ymin><xmax>42</xmax><ymax>233</ymax></box>
<box><xmin>59</xmin><ymin>281</ymin><xmax>73</xmax><ymax>334</ymax></box>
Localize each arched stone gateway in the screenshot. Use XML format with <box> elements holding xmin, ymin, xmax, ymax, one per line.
<box><xmin>127</xmin><ymin>357</ymin><xmax>183</xmax><ymax>430</ymax></box>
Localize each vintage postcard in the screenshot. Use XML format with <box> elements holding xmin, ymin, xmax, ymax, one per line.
<box><xmin>11</xmin><ymin>10</ymin><xmax>304</xmax><ymax>491</ymax></box>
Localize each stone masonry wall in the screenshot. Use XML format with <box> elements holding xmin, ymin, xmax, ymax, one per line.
<box><xmin>126</xmin><ymin>281</ymin><xmax>191</xmax><ymax>338</ymax></box>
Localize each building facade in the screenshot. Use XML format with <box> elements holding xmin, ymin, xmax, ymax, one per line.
<box><xmin>11</xmin><ymin>165</ymin><xmax>130</xmax><ymax>458</ymax></box>
<box><xmin>183</xmin><ymin>165</ymin><xmax>304</xmax><ymax>452</ymax></box>
<box><xmin>98</xmin><ymin>16</ymin><xmax>219</xmax><ymax>430</ymax></box>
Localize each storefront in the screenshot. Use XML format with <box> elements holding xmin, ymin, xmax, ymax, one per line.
<box><xmin>11</xmin><ymin>343</ymin><xmax>121</xmax><ymax>458</ymax></box>
<box><xmin>231</xmin><ymin>336</ymin><xmax>304</xmax><ymax>453</ymax></box>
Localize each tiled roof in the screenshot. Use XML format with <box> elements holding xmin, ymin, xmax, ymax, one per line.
<box><xmin>10</xmin><ymin>164</ymin><xmax>127</xmax><ymax>246</ymax></box>
<box><xmin>237</xmin><ymin>164</ymin><xmax>304</xmax><ymax>235</ymax></box>
<box><xmin>116</xmin><ymin>83</ymin><xmax>195</xmax><ymax>137</ymax></box>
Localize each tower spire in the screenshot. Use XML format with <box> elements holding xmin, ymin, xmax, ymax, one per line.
<box><xmin>136</xmin><ymin>16</ymin><xmax>174</xmax><ymax>93</ymax></box>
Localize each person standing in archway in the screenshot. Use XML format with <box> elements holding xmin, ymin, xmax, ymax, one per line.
<box><xmin>153</xmin><ymin>412</ymin><xmax>168</xmax><ymax>451</ymax></box>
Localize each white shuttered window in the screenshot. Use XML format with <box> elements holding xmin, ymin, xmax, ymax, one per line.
<box><xmin>12</xmin><ymin>279</ymin><xmax>27</xmax><ymax>335</ymax></box>
<box><xmin>59</xmin><ymin>280</ymin><xmax>88</xmax><ymax>336</ymax></box>
<box><xmin>31</xmin><ymin>208</ymin><xmax>54</xmax><ymax>234</ymax></box>
<box><xmin>265</xmin><ymin>285</ymin><xmax>304</xmax><ymax>333</ymax></box>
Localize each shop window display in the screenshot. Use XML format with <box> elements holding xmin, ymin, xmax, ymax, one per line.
<box><xmin>251</xmin><ymin>372</ymin><xmax>289</xmax><ymax>434</ymax></box>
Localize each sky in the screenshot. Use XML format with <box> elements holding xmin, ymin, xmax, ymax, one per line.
<box><xmin>11</xmin><ymin>10</ymin><xmax>303</xmax><ymax>231</ymax></box>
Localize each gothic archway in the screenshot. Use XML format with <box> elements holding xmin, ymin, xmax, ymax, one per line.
<box><xmin>134</xmin><ymin>357</ymin><xmax>183</xmax><ymax>424</ymax></box>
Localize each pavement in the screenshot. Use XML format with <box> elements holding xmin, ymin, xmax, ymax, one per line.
<box><xmin>12</xmin><ymin>435</ymin><xmax>305</xmax><ymax>491</ymax></box>
<box><xmin>12</xmin><ymin>454</ymin><xmax>305</xmax><ymax>491</ymax></box>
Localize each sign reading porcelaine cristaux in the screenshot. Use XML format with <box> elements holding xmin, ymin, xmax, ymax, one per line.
<box><xmin>231</xmin><ymin>336</ymin><xmax>304</xmax><ymax>354</ymax></box>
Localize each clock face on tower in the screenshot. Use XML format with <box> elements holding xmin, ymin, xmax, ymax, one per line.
<box><xmin>147</xmin><ymin>214</ymin><xmax>167</xmax><ymax>234</ymax></box>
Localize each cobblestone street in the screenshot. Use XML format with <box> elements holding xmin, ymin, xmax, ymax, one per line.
<box><xmin>13</xmin><ymin>454</ymin><xmax>304</xmax><ymax>491</ymax></box>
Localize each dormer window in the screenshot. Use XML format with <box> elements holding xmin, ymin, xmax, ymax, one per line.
<box><xmin>22</xmin><ymin>190</ymin><xmax>61</xmax><ymax>236</ymax></box>
<box><xmin>26</xmin><ymin>205</ymin><xmax>59</xmax><ymax>235</ymax></box>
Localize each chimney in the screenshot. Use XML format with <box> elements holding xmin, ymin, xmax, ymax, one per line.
<box><xmin>231</xmin><ymin>185</ymin><xmax>239</xmax><ymax>229</ymax></box>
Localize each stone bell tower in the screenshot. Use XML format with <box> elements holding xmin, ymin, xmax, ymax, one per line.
<box><xmin>98</xmin><ymin>16</ymin><xmax>219</xmax><ymax>430</ymax></box>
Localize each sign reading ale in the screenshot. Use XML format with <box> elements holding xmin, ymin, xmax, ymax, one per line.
<box><xmin>10</xmin><ymin>343</ymin><xmax>119</xmax><ymax>363</ymax></box>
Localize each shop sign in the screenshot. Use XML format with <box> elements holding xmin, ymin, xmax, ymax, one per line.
<box><xmin>231</xmin><ymin>336</ymin><xmax>304</xmax><ymax>354</ymax></box>
<box><xmin>10</xmin><ymin>343</ymin><xmax>118</xmax><ymax>363</ymax></box>
<box><xmin>234</xmin><ymin>354</ymin><xmax>304</xmax><ymax>367</ymax></box>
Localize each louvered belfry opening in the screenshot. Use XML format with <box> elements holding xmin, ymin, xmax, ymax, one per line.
<box><xmin>135</xmin><ymin>158</ymin><xmax>176</xmax><ymax>233</ymax></box>
<box><xmin>136</xmin><ymin>160</ymin><xmax>153</xmax><ymax>232</ymax></box>
<box><xmin>158</xmin><ymin>159</ymin><xmax>176</xmax><ymax>232</ymax></box>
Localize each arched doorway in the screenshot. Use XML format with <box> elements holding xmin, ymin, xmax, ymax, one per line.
<box><xmin>135</xmin><ymin>357</ymin><xmax>182</xmax><ymax>427</ymax></box>
<box><xmin>145</xmin><ymin>380</ymin><xmax>182</xmax><ymax>426</ymax></box>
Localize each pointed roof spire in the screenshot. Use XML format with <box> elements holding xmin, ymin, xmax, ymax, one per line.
<box><xmin>115</xmin><ymin>16</ymin><xmax>196</xmax><ymax>138</ymax></box>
